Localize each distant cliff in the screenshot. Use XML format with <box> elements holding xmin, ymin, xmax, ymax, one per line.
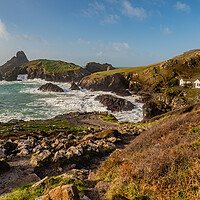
<box><xmin>5</xmin><ymin>59</ymin><xmax>91</xmax><ymax>82</ymax></box>
<box><xmin>0</xmin><ymin>51</ymin><xmax>29</xmax><ymax>78</ymax></box>
<box><xmin>84</xmin><ymin>62</ymin><xmax>115</xmax><ymax>73</ymax></box>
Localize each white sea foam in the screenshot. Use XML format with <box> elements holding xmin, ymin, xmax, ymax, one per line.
<box><xmin>0</xmin><ymin>79</ymin><xmax>144</xmax><ymax>123</ymax></box>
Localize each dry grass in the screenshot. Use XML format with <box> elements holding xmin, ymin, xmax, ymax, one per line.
<box><xmin>97</xmin><ymin>109</ymin><xmax>200</xmax><ymax>199</ymax></box>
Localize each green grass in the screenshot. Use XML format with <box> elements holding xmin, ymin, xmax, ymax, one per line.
<box><xmin>0</xmin><ymin>175</ymin><xmax>87</xmax><ymax>200</ymax></box>
<box><xmin>27</xmin><ymin>59</ymin><xmax>81</xmax><ymax>73</ymax></box>
<box><xmin>92</xmin><ymin>65</ymin><xmax>149</xmax><ymax>77</ymax></box>
<box><xmin>0</xmin><ymin>119</ymin><xmax>91</xmax><ymax>140</ymax></box>
<box><xmin>98</xmin><ymin>114</ymin><xmax>118</xmax><ymax>123</ymax></box>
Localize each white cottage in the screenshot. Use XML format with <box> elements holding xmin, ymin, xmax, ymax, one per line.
<box><xmin>179</xmin><ymin>79</ymin><xmax>195</xmax><ymax>87</ymax></box>
<box><xmin>194</xmin><ymin>79</ymin><xmax>200</xmax><ymax>88</ymax></box>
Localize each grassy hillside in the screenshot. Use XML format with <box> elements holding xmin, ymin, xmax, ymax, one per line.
<box><xmin>25</xmin><ymin>59</ymin><xmax>81</xmax><ymax>73</ymax></box>
<box><xmin>93</xmin><ymin>65</ymin><xmax>149</xmax><ymax>76</ymax></box>
<box><xmin>91</xmin><ymin>49</ymin><xmax>200</xmax><ymax>93</ymax></box>
<box><xmin>97</xmin><ymin>106</ymin><xmax>200</xmax><ymax>199</ymax></box>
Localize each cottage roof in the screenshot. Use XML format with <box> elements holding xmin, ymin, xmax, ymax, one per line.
<box><xmin>180</xmin><ymin>78</ymin><xmax>196</xmax><ymax>82</ymax></box>
<box><xmin>194</xmin><ymin>79</ymin><xmax>200</xmax><ymax>83</ymax></box>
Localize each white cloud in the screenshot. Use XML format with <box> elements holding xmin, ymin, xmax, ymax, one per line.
<box><xmin>122</xmin><ymin>0</ymin><xmax>147</xmax><ymax>20</ymax></box>
<box><xmin>83</xmin><ymin>1</ymin><xmax>105</xmax><ymax>17</ymax></box>
<box><xmin>91</xmin><ymin>1</ymin><xmax>105</xmax><ymax>11</ymax></box>
<box><xmin>163</xmin><ymin>27</ymin><xmax>172</xmax><ymax>35</ymax></box>
<box><xmin>175</xmin><ymin>1</ymin><xmax>191</xmax><ymax>12</ymax></box>
<box><xmin>102</xmin><ymin>14</ymin><xmax>119</xmax><ymax>24</ymax></box>
<box><xmin>0</xmin><ymin>19</ymin><xmax>9</xmax><ymax>40</ymax></box>
<box><xmin>111</xmin><ymin>42</ymin><xmax>130</xmax><ymax>52</ymax></box>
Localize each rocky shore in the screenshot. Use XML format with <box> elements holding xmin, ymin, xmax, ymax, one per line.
<box><xmin>0</xmin><ymin>112</ymin><xmax>146</xmax><ymax>199</ymax></box>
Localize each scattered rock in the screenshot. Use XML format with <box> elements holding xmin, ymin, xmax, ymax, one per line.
<box><xmin>95</xmin><ymin>94</ymin><xmax>135</xmax><ymax>112</ymax></box>
<box><xmin>31</xmin><ymin>176</ymin><xmax>48</xmax><ymax>189</ymax></box>
<box><xmin>4</xmin><ymin>142</ymin><xmax>18</xmax><ymax>156</ymax></box>
<box><xmin>70</xmin><ymin>81</ymin><xmax>80</xmax><ymax>90</ymax></box>
<box><xmin>38</xmin><ymin>83</ymin><xmax>64</xmax><ymax>92</ymax></box>
<box><xmin>30</xmin><ymin>150</ymin><xmax>51</xmax><ymax>167</ymax></box>
<box><xmin>94</xmin><ymin>129</ymin><xmax>120</xmax><ymax>139</ymax></box>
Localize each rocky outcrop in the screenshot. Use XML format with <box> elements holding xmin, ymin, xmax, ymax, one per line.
<box><xmin>84</xmin><ymin>62</ymin><xmax>115</xmax><ymax>73</ymax></box>
<box><xmin>27</xmin><ymin>67</ymin><xmax>90</xmax><ymax>82</ymax></box>
<box><xmin>5</xmin><ymin>60</ymin><xmax>91</xmax><ymax>82</ymax></box>
<box><xmin>78</xmin><ymin>73</ymin><xmax>129</xmax><ymax>93</ymax></box>
<box><xmin>38</xmin><ymin>83</ymin><xmax>64</xmax><ymax>92</ymax></box>
<box><xmin>0</xmin><ymin>51</ymin><xmax>28</xmax><ymax>76</ymax></box>
<box><xmin>70</xmin><ymin>81</ymin><xmax>80</xmax><ymax>90</ymax></box>
<box><xmin>95</xmin><ymin>94</ymin><xmax>135</xmax><ymax>112</ymax></box>
<box><xmin>143</xmin><ymin>100</ymin><xmax>171</xmax><ymax>119</ymax></box>
<box><xmin>39</xmin><ymin>184</ymin><xmax>80</xmax><ymax>200</ymax></box>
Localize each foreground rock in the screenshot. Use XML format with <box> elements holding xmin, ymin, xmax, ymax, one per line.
<box><xmin>0</xmin><ymin>51</ymin><xmax>29</xmax><ymax>77</ymax></box>
<box><xmin>84</xmin><ymin>62</ymin><xmax>115</xmax><ymax>73</ymax></box>
<box><xmin>95</xmin><ymin>94</ymin><xmax>135</xmax><ymax>112</ymax></box>
<box><xmin>38</xmin><ymin>83</ymin><xmax>64</xmax><ymax>92</ymax></box>
<box><xmin>143</xmin><ymin>100</ymin><xmax>171</xmax><ymax>119</ymax></box>
<box><xmin>0</xmin><ymin>111</ymin><xmax>147</xmax><ymax>196</ymax></box>
<box><xmin>39</xmin><ymin>184</ymin><xmax>80</xmax><ymax>200</ymax></box>
<box><xmin>70</xmin><ymin>81</ymin><xmax>80</xmax><ymax>90</ymax></box>
<box><xmin>78</xmin><ymin>73</ymin><xmax>129</xmax><ymax>93</ymax></box>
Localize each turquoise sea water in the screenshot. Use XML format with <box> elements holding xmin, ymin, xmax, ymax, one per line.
<box><xmin>0</xmin><ymin>80</ymin><xmax>143</xmax><ymax>123</ymax></box>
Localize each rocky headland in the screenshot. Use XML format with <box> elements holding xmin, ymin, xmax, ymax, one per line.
<box><xmin>1</xmin><ymin>49</ymin><xmax>200</xmax><ymax>199</ymax></box>
<box><xmin>0</xmin><ymin>51</ymin><xmax>29</xmax><ymax>80</ymax></box>
<box><xmin>38</xmin><ymin>83</ymin><xmax>64</xmax><ymax>92</ymax></box>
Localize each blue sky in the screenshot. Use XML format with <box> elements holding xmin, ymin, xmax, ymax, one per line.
<box><xmin>0</xmin><ymin>0</ymin><xmax>199</xmax><ymax>67</ymax></box>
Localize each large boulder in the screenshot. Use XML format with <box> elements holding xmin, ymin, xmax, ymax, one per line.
<box><xmin>84</xmin><ymin>62</ymin><xmax>115</xmax><ymax>73</ymax></box>
<box><xmin>0</xmin><ymin>51</ymin><xmax>29</xmax><ymax>76</ymax></box>
<box><xmin>78</xmin><ymin>73</ymin><xmax>129</xmax><ymax>93</ymax></box>
<box><xmin>39</xmin><ymin>184</ymin><xmax>80</xmax><ymax>200</ymax></box>
<box><xmin>143</xmin><ymin>100</ymin><xmax>171</xmax><ymax>119</ymax></box>
<box><xmin>4</xmin><ymin>141</ymin><xmax>18</xmax><ymax>156</ymax></box>
<box><xmin>95</xmin><ymin>94</ymin><xmax>135</xmax><ymax>112</ymax></box>
<box><xmin>38</xmin><ymin>83</ymin><xmax>64</xmax><ymax>92</ymax></box>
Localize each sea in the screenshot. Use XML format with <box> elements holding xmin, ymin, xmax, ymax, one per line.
<box><xmin>0</xmin><ymin>79</ymin><xmax>143</xmax><ymax>123</ymax></box>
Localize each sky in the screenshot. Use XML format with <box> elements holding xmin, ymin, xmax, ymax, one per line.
<box><xmin>0</xmin><ymin>0</ymin><xmax>200</xmax><ymax>68</ymax></box>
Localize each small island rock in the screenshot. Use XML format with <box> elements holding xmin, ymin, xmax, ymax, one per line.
<box><xmin>38</xmin><ymin>83</ymin><xmax>64</xmax><ymax>92</ymax></box>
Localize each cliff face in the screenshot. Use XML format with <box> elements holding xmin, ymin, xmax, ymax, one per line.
<box><xmin>0</xmin><ymin>51</ymin><xmax>29</xmax><ymax>76</ymax></box>
<box><xmin>84</xmin><ymin>62</ymin><xmax>115</xmax><ymax>73</ymax></box>
<box><xmin>78</xmin><ymin>73</ymin><xmax>129</xmax><ymax>93</ymax></box>
<box><xmin>5</xmin><ymin>59</ymin><xmax>91</xmax><ymax>82</ymax></box>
